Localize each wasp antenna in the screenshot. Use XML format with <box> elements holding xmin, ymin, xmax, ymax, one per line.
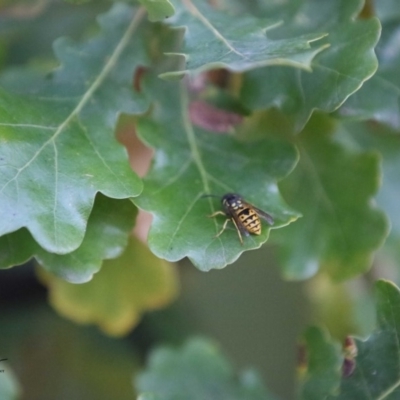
<box><xmin>201</xmin><ymin>193</ymin><xmax>220</xmax><ymax>199</ymax></box>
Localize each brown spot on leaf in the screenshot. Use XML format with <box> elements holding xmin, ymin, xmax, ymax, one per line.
<box><xmin>133</xmin><ymin>66</ymin><xmax>148</xmax><ymax>92</ymax></box>
<box><xmin>189</xmin><ymin>100</ymin><xmax>242</xmax><ymax>133</ymax></box>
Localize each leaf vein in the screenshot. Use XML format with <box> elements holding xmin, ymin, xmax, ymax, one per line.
<box><xmin>0</xmin><ymin>123</ymin><xmax>56</xmax><ymax>130</ymax></box>
<box><xmin>52</xmin><ymin>140</ymin><xmax>59</xmax><ymax>247</ymax></box>
<box><xmin>167</xmin><ymin>193</ymin><xmax>202</xmax><ymax>250</ymax></box>
<box><xmin>205</xmin><ymin>172</ymin><xmax>233</xmax><ymax>193</ymax></box>
<box><xmin>299</xmin><ymin>144</ymin><xmax>349</xmax><ymax>253</ymax></box>
<box><xmin>78</xmin><ymin>119</ymin><xmax>131</xmax><ymax>193</ymax></box>
<box><xmin>152</xmin><ymin>157</ymin><xmax>193</xmax><ymax>195</ymax></box>
<box><xmin>182</xmin><ymin>0</ymin><xmax>246</xmax><ymax>59</ymax></box>
<box><xmin>181</xmin><ymin>84</ymin><xmax>211</xmax><ymax>195</ymax></box>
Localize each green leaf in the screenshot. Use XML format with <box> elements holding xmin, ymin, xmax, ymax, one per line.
<box><xmin>0</xmin><ymin>195</ymin><xmax>137</xmax><ymax>283</ymax></box>
<box><xmin>327</xmin><ymin>280</ymin><xmax>400</xmax><ymax>399</ymax></box>
<box><xmin>298</xmin><ymin>326</ymin><xmax>342</xmax><ymax>400</ymax></box>
<box><xmin>138</xmin><ymin>0</ymin><xmax>174</xmax><ymax>22</ymax></box>
<box><xmin>364</xmin><ymin>133</ymin><xmax>400</xmax><ymax>262</ymax></box>
<box><xmin>340</xmin><ymin>122</ymin><xmax>400</xmax><ymax>238</ymax></box>
<box><xmin>160</xmin><ymin>0</ymin><xmax>328</xmax><ymax>79</ymax></box>
<box><xmin>0</xmin><ymin>367</ymin><xmax>21</xmax><ymax>400</ymax></box>
<box><xmin>39</xmin><ymin>235</ymin><xmax>178</xmax><ymax>336</ymax></box>
<box><xmin>0</xmin><ymin>195</ymin><xmax>136</xmax><ymax>283</ymax></box>
<box><xmin>0</xmin><ymin>0</ymin><xmax>109</xmax><ymax>66</ymax></box>
<box><xmin>306</xmin><ymin>275</ymin><xmax>359</xmax><ymax>340</ymax></box>
<box><xmin>240</xmin><ymin>0</ymin><xmax>380</xmax><ymax>132</ymax></box>
<box><xmin>275</xmin><ymin>114</ymin><xmax>388</xmax><ymax>280</ymax></box>
<box><xmin>135</xmin><ymin>338</ymin><xmax>277</xmax><ymax>400</ymax></box>
<box><xmin>36</xmin><ymin>196</ymin><xmax>137</xmax><ymax>282</ymax></box>
<box><xmin>298</xmin><ymin>281</ymin><xmax>400</xmax><ymax>399</ymax></box>
<box><xmin>0</xmin><ymin>3</ymin><xmax>148</xmax><ymax>254</ymax></box>
<box><xmin>338</xmin><ymin>13</ymin><xmax>400</xmax><ymax>129</ymax></box>
<box><xmin>134</xmin><ymin>78</ymin><xmax>300</xmax><ymax>271</ymax></box>
<box><xmin>336</xmin><ymin>121</ymin><xmax>400</xmax><ymax>279</ymax></box>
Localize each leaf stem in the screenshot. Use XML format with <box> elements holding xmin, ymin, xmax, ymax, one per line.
<box><xmin>180</xmin><ymin>82</ymin><xmax>211</xmax><ymax>195</ymax></box>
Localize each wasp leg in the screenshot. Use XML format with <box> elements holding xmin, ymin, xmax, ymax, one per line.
<box><xmin>208</xmin><ymin>211</ymin><xmax>226</xmax><ymax>218</ymax></box>
<box><xmin>214</xmin><ymin>218</ymin><xmax>230</xmax><ymax>239</ymax></box>
<box><xmin>230</xmin><ymin>218</ymin><xmax>244</xmax><ymax>245</ymax></box>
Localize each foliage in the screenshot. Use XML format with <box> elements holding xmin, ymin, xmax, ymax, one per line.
<box><xmin>136</xmin><ymin>338</ymin><xmax>276</xmax><ymax>400</ymax></box>
<box><xmin>1</xmin><ymin>0</ymin><xmax>400</xmax><ymax>398</ymax></box>
<box><xmin>298</xmin><ymin>280</ymin><xmax>400</xmax><ymax>399</ymax></box>
<box><xmin>136</xmin><ymin>281</ymin><xmax>400</xmax><ymax>399</ymax></box>
<box><xmin>38</xmin><ymin>235</ymin><xmax>178</xmax><ymax>336</ymax></box>
<box><xmin>0</xmin><ymin>0</ymin><xmax>386</xmax><ymax>279</ymax></box>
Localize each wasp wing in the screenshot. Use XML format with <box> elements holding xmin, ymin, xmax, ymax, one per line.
<box><xmin>230</xmin><ymin>213</ymin><xmax>251</xmax><ymax>237</ymax></box>
<box><xmin>251</xmin><ymin>205</ymin><xmax>274</xmax><ymax>225</ymax></box>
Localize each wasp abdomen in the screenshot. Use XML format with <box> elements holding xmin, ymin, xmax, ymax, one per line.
<box><xmin>237</xmin><ymin>207</ymin><xmax>261</xmax><ymax>235</ymax></box>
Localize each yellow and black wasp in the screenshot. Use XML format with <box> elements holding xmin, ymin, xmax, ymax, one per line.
<box><xmin>205</xmin><ymin>193</ymin><xmax>274</xmax><ymax>244</ymax></box>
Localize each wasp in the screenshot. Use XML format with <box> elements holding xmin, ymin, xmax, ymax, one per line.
<box><xmin>205</xmin><ymin>193</ymin><xmax>274</xmax><ymax>244</ymax></box>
